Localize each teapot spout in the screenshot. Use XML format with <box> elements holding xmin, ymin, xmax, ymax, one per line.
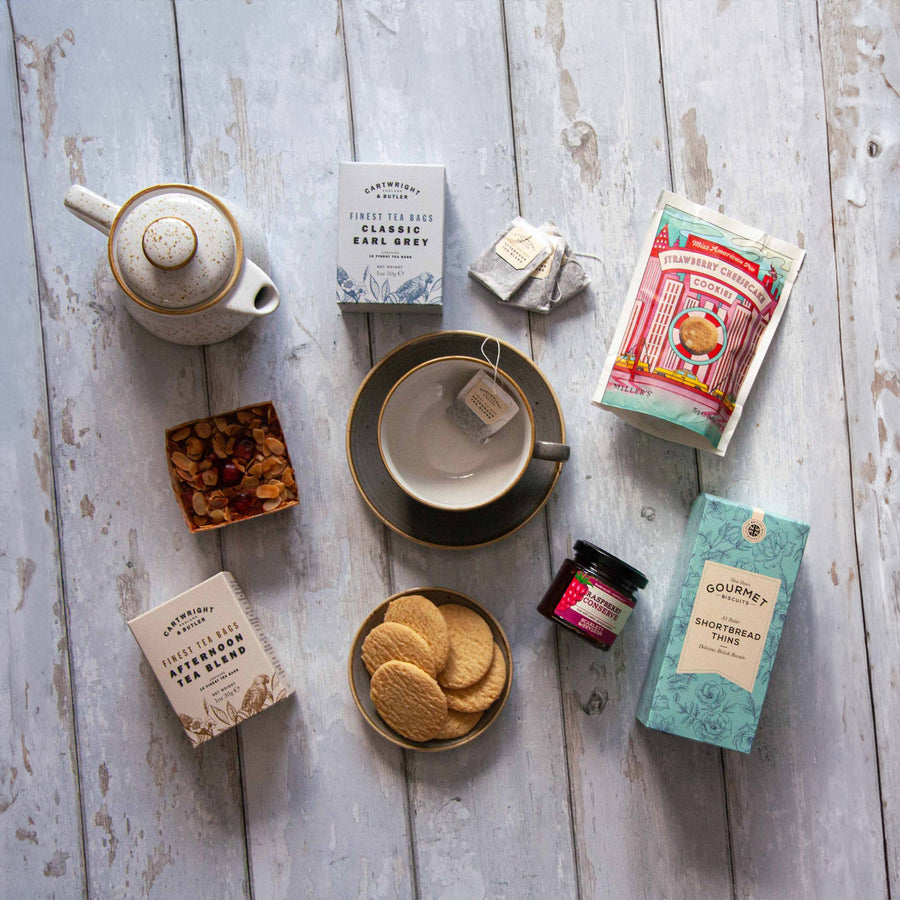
<box><xmin>64</xmin><ymin>185</ymin><xmax>120</xmax><ymax>236</ymax></box>
<box><xmin>224</xmin><ymin>260</ymin><xmax>280</xmax><ymax>317</ymax></box>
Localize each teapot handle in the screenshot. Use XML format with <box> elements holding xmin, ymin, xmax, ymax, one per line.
<box><xmin>224</xmin><ymin>259</ymin><xmax>280</xmax><ymax>317</ymax></box>
<box><xmin>64</xmin><ymin>185</ymin><xmax>120</xmax><ymax>236</ymax></box>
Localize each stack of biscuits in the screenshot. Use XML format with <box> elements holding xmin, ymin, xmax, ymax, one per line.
<box><xmin>361</xmin><ymin>594</ymin><xmax>507</xmax><ymax>743</ymax></box>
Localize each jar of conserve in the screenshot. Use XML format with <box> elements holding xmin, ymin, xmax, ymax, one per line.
<box><xmin>538</xmin><ymin>540</ymin><xmax>648</xmax><ymax>650</ymax></box>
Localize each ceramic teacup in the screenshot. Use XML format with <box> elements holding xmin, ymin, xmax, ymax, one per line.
<box><xmin>378</xmin><ymin>356</ymin><xmax>569</xmax><ymax>511</ymax></box>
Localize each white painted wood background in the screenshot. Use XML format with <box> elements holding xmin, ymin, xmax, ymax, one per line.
<box><xmin>2</xmin><ymin>1</ymin><xmax>896</xmax><ymax>898</ymax></box>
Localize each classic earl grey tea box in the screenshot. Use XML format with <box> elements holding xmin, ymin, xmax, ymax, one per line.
<box><xmin>128</xmin><ymin>572</ymin><xmax>292</xmax><ymax>746</ymax></box>
<box><xmin>336</xmin><ymin>162</ymin><xmax>445</xmax><ymax>311</ymax></box>
<box><xmin>637</xmin><ymin>494</ymin><xmax>809</xmax><ymax>753</ymax></box>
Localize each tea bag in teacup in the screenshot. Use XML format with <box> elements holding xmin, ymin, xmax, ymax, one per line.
<box><xmin>468</xmin><ymin>217</ymin><xmax>551</xmax><ymax>301</ymax></box>
<box><xmin>445</xmin><ymin>339</ymin><xmax>520</xmax><ymax>444</ymax></box>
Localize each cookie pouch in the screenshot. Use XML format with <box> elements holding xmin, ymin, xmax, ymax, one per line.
<box><xmin>592</xmin><ymin>191</ymin><xmax>805</xmax><ymax>456</ymax></box>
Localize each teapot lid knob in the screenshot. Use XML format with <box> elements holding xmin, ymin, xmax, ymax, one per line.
<box><xmin>142</xmin><ymin>216</ymin><xmax>198</xmax><ymax>270</ymax></box>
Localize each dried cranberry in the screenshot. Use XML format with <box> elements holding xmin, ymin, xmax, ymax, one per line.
<box><xmin>221</xmin><ymin>462</ymin><xmax>241</xmax><ymax>486</ymax></box>
<box><xmin>231</xmin><ymin>493</ymin><xmax>256</xmax><ymax>516</ymax></box>
<box><xmin>233</xmin><ymin>437</ymin><xmax>255</xmax><ymax>461</ymax></box>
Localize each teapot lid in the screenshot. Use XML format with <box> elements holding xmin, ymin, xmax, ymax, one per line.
<box><xmin>108</xmin><ymin>184</ymin><xmax>242</xmax><ymax>313</ymax></box>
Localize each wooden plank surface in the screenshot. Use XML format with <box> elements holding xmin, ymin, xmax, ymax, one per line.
<box><xmin>658</xmin><ymin>1</ymin><xmax>888</xmax><ymax>897</ymax></box>
<box><xmin>343</xmin><ymin>2</ymin><xmax>579</xmax><ymax>896</ymax></box>
<box><xmin>1</xmin><ymin>1</ymin><xmax>896</xmax><ymax>897</ymax></box>
<box><xmin>10</xmin><ymin>2</ymin><xmax>248</xmax><ymax>897</ymax></box>
<box><xmin>1</xmin><ymin>6</ymin><xmax>84</xmax><ymax>896</ymax></box>
<box><xmin>175</xmin><ymin>2</ymin><xmax>416</xmax><ymax>897</ymax></box>
<box><xmin>504</xmin><ymin>3</ymin><xmax>734</xmax><ymax>897</ymax></box>
<box><xmin>820</xmin><ymin>0</ymin><xmax>899</xmax><ymax>893</ymax></box>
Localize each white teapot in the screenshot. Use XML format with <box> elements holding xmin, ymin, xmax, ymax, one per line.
<box><xmin>64</xmin><ymin>183</ymin><xmax>280</xmax><ymax>345</ymax></box>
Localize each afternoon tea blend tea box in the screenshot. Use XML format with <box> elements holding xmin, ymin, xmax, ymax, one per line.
<box><xmin>637</xmin><ymin>494</ymin><xmax>809</xmax><ymax>753</ymax></box>
<box><xmin>337</xmin><ymin>162</ymin><xmax>445</xmax><ymax>312</ymax></box>
<box><xmin>128</xmin><ymin>572</ymin><xmax>292</xmax><ymax>746</ymax></box>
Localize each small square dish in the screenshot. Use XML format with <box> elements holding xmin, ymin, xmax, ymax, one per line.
<box><xmin>165</xmin><ymin>402</ymin><xmax>298</xmax><ymax>532</ymax></box>
<box><xmin>348</xmin><ymin>587</ymin><xmax>512</xmax><ymax>751</ymax></box>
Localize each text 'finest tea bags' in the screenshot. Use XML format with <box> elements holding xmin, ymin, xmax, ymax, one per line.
<box><xmin>128</xmin><ymin>572</ymin><xmax>292</xmax><ymax>746</ymax></box>
<box><xmin>593</xmin><ymin>191</ymin><xmax>805</xmax><ymax>455</ymax></box>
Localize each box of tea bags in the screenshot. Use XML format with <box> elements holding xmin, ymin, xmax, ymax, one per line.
<box><xmin>636</xmin><ymin>494</ymin><xmax>809</xmax><ymax>753</ymax></box>
<box><xmin>128</xmin><ymin>572</ymin><xmax>292</xmax><ymax>746</ymax></box>
<box><xmin>337</xmin><ymin>162</ymin><xmax>445</xmax><ymax>312</ymax></box>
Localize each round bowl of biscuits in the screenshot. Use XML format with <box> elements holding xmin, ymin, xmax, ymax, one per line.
<box><xmin>348</xmin><ymin>587</ymin><xmax>512</xmax><ymax>751</ymax></box>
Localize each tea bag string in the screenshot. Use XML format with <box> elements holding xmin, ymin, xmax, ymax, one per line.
<box><xmin>566</xmin><ymin>250</ymin><xmax>603</xmax><ymax>263</ymax></box>
<box><xmin>480</xmin><ymin>336</ymin><xmax>501</xmax><ymax>385</ymax></box>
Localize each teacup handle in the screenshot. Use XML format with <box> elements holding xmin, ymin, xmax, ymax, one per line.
<box><xmin>533</xmin><ymin>440</ymin><xmax>570</xmax><ymax>462</ymax></box>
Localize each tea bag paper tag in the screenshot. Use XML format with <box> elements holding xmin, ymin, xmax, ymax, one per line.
<box><xmin>530</xmin><ymin>251</ymin><xmax>554</xmax><ymax>279</ymax></box>
<box><xmin>463</xmin><ymin>370</ymin><xmax>518</xmax><ymax>425</ymax></box>
<box><xmin>495</xmin><ymin>222</ymin><xmax>549</xmax><ymax>270</ymax></box>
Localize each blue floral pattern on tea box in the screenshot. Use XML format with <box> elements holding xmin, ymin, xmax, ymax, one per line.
<box><xmin>636</xmin><ymin>495</ymin><xmax>809</xmax><ymax>754</ymax></box>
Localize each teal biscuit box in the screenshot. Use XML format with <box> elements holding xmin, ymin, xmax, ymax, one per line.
<box><xmin>636</xmin><ymin>494</ymin><xmax>809</xmax><ymax>753</ymax></box>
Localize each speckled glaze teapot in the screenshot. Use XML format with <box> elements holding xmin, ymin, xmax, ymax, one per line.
<box><xmin>64</xmin><ymin>183</ymin><xmax>280</xmax><ymax>345</ymax></box>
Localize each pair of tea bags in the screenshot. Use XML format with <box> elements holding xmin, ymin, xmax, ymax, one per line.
<box><xmin>468</xmin><ymin>218</ymin><xmax>591</xmax><ymax>314</ymax></box>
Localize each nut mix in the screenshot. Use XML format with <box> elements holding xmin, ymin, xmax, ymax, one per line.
<box><xmin>166</xmin><ymin>403</ymin><xmax>298</xmax><ymax>531</ymax></box>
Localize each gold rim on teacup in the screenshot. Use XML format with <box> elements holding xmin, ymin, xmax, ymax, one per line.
<box><xmin>377</xmin><ymin>356</ymin><xmax>538</xmax><ymax>511</ymax></box>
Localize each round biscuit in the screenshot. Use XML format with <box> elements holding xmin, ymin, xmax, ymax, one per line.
<box><xmin>434</xmin><ymin>709</ymin><xmax>483</xmax><ymax>740</ymax></box>
<box><xmin>370</xmin><ymin>660</ymin><xmax>448</xmax><ymax>742</ymax></box>
<box><xmin>436</xmin><ymin>604</ymin><xmax>494</xmax><ymax>689</ymax></box>
<box><xmin>679</xmin><ymin>317</ymin><xmax>718</xmax><ymax>354</ymax></box>
<box><xmin>361</xmin><ymin>622</ymin><xmax>436</xmax><ymax>678</ymax></box>
<box><xmin>443</xmin><ymin>643</ymin><xmax>507</xmax><ymax>712</ymax></box>
<box><xmin>384</xmin><ymin>594</ymin><xmax>450</xmax><ymax>672</ymax></box>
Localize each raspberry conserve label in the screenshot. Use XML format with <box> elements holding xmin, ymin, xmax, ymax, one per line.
<box><xmin>553</xmin><ymin>572</ymin><xmax>635</xmax><ymax>645</ymax></box>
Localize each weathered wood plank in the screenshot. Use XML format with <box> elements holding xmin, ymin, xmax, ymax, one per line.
<box><xmin>10</xmin><ymin>2</ymin><xmax>249</xmax><ymax>896</ymax></box>
<box><xmin>504</xmin><ymin>2</ymin><xmax>734</xmax><ymax>897</ymax></box>
<box><xmin>343</xmin><ymin>2</ymin><xmax>579</xmax><ymax>896</ymax></box>
<box><xmin>658</xmin><ymin>1</ymin><xmax>888</xmax><ymax>897</ymax></box>
<box><xmin>820</xmin><ymin>0</ymin><xmax>899</xmax><ymax>892</ymax></box>
<box><xmin>0</xmin><ymin>6</ymin><xmax>84</xmax><ymax>896</ymax></box>
<box><xmin>174</xmin><ymin>2</ymin><xmax>416</xmax><ymax>896</ymax></box>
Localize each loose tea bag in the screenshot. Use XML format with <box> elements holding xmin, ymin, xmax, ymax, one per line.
<box><xmin>502</xmin><ymin>224</ymin><xmax>566</xmax><ymax>313</ymax></box>
<box><xmin>468</xmin><ymin>217</ymin><xmax>551</xmax><ymax>301</ymax></box>
<box><xmin>445</xmin><ymin>340</ymin><xmax>520</xmax><ymax>444</ymax></box>
<box><xmin>553</xmin><ymin>253</ymin><xmax>591</xmax><ymax>307</ymax></box>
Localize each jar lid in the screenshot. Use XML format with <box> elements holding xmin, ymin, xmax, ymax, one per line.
<box><xmin>573</xmin><ymin>540</ymin><xmax>648</xmax><ymax>591</ymax></box>
<box><xmin>108</xmin><ymin>184</ymin><xmax>241</xmax><ymax>312</ymax></box>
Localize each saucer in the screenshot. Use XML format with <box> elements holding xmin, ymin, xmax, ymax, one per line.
<box><xmin>346</xmin><ymin>331</ymin><xmax>565</xmax><ymax>548</ymax></box>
